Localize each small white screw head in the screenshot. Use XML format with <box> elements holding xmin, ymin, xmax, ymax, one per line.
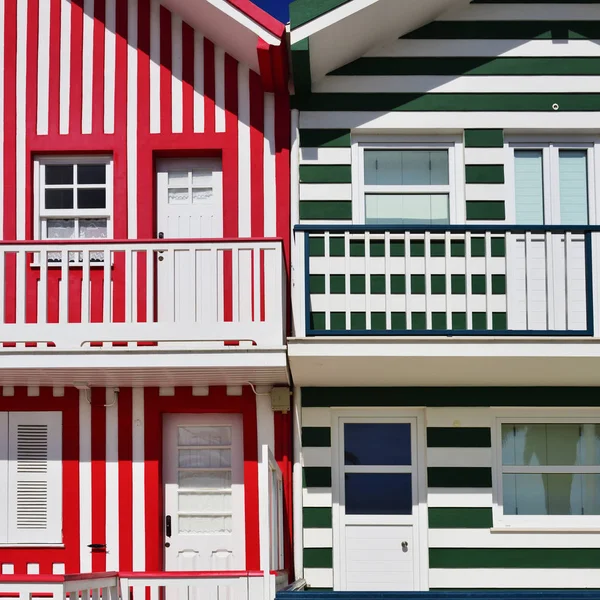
<box><xmin>552</xmin><ymin>103</ymin><xmax>560</xmax><ymax>111</ymax></box>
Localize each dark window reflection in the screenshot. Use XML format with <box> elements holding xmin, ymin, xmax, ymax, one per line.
<box><xmin>45</xmin><ymin>188</ymin><xmax>74</xmax><ymax>209</ymax></box>
<box><xmin>345</xmin><ymin>473</ymin><xmax>412</xmax><ymax>515</ymax></box>
<box><xmin>345</xmin><ymin>423</ymin><xmax>411</xmax><ymax>465</ymax></box>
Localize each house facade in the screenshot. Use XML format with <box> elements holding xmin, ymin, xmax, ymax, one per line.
<box><xmin>288</xmin><ymin>0</ymin><xmax>600</xmax><ymax>593</ymax></box>
<box><xmin>0</xmin><ymin>0</ymin><xmax>292</xmax><ymax>595</ymax></box>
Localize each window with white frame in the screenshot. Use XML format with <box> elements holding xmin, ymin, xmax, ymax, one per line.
<box><xmin>494</xmin><ymin>416</ymin><xmax>600</xmax><ymax>527</ymax></box>
<box><xmin>35</xmin><ymin>157</ymin><xmax>113</xmax><ymax>242</ymax></box>
<box><xmin>0</xmin><ymin>412</ymin><xmax>62</xmax><ymax>545</ymax></box>
<box><xmin>359</xmin><ymin>146</ymin><xmax>453</xmax><ymax>225</ymax></box>
<box><xmin>511</xmin><ymin>143</ymin><xmax>592</xmax><ymax>225</ymax></box>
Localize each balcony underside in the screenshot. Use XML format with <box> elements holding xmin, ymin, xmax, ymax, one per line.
<box><xmin>288</xmin><ymin>337</ymin><xmax>600</xmax><ymax>387</ymax></box>
<box><xmin>0</xmin><ymin>346</ymin><xmax>289</xmax><ymax>387</ymax></box>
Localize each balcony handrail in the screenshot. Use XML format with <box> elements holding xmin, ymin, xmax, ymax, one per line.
<box><xmin>119</xmin><ymin>571</ymin><xmax>265</xmax><ymax>579</ymax></box>
<box><xmin>295</xmin><ymin>224</ymin><xmax>597</xmax><ymax>233</ymax></box>
<box><xmin>0</xmin><ymin>237</ymin><xmax>284</xmax><ymax>247</ymax></box>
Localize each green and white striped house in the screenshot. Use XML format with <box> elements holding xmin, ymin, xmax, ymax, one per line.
<box><xmin>287</xmin><ymin>0</ymin><xmax>600</xmax><ymax>593</ymax></box>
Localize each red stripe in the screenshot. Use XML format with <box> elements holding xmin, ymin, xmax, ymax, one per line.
<box><xmin>92</xmin><ymin>0</ymin><xmax>106</xmax><ymax>135</ymax></box>
<box><xmin>91</xmin><ymin>388</ymin><xmax>107</xmax><ymax>572</ymax></box>
<box><xmin>203</xmin><ymin>39</ymin><xmax>215</xmax><ymax>134</ymax></box>
<box><xmin>274</xmin><ymin>410</ymin><xmax>293</xmax><ymax>581</ymax></box>
<box><xmin>181</xmin><ymin>22</ymin><xmax>194</xmax><ymax>135</ymax></box>
<box><xmin>48</xmin><ymin>0</ymin><xmax>62</xmax><ymax>136</ymax></box>
<box><xmin>159</xmin><ymin>6</ymin><xmax>172</xmax><ymax>136</ymax></box>
<box><xmin>69</xmin><ymin>0</ymin><xmax>83</xmax><ymax>135</ymax></box>
<box><xmin>144</xmin><ymin>388</ymin><xmax>161</xmax><ymax>571</ymax></box>
<box><xmin>249</xmin><ymin>71</ymin><xmax>264</xmax><ymax>238</ymax></box>
<box><xmin>118</xmin><ymin>388</ymin><xmax>133</xmax><ymax>571</ymax></box>
<box><xmin>3</xmin><ymin>0</ymin><xmax>16</xmax><ymax>240</ymax></box>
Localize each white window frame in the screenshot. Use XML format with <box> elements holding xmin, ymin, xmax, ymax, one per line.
<box><xmin>33</xmin><ymin>155</ymin><xmax>114</xmax><ymax>241</ymax></box>
<box><xmin>351</xmin><ymin>135</ymin><xmax>465</xmax><ymax>225</ymax></box>
<box><xmin>504</xmin><ymin>137</ymin><xmax>599</xmax><ymax>226</ymax></box>
<box><xmin>492</xmin><ymin>410</ymin><xmax>600</xmax><ymax>530</ymax></box>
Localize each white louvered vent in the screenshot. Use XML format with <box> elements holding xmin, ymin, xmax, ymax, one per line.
<box><xmin>16</xmin><ymin>481</ymin><xmax>48</xmax><ymax>529</ymax></box>
<box><xmin>16</xmin><ymin>425</ymin><xmax>48</xmax><ymax>473</ymax></box>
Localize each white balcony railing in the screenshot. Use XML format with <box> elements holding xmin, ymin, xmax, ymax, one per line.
<box><xmin>0</xmin><ymin>238</ymin><xmax>285</xmax><ymax>349</ymax></box>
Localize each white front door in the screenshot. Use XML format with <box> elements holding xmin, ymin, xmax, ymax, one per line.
<box><xmin>335</xmin><ymin>417</ymin><xmax>421</xmax><ymax>591</ymax></box>
<box><xmin>163</xmin><ymin>414</ymin><xmax>245</xmax><ymax>571</ymax></box>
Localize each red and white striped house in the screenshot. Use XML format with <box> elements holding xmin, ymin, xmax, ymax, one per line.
<box><xmin>0</xmin><ymin>0</ymin><xmax>291</xmax><ymax>597</ymax></box>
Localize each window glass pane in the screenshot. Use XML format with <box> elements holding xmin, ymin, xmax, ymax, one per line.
<box><xmin>168</xmin><ymin>188</ymin><xmax>190</xmax><ymax>205</ymax></box>
<box><xmin>78</xmin><ymin>189</ymin><xmax>106</xmax><ymax>209</ymax></box>
<box><xmin>46</xmin><ymin>219</ymin><xmax>75</xmax><ymax>239</ymax></box>
<box><xmin>79</xmin><ymin>219</ymin><xmax>107</xmax><ymax>239</ymax></box>
<box><xmin>178</xmin><ymin>449</ymin><xmax>231</xmax><ymax>469</ymax></box>
<box><xmin>502</xmin><ymin>424</ymin><xmax>600</xmax><ymax>466</ymax></box>
<box><xmin>192</xmin><ymin>188</ymin><xmax>213</xmax><ymax>203</ymax></box>
<box><xmin>178</xmin><ymin>491</ymin><xmax>231</xmax><ymax>512</ymax></box>
<box><xmin>364</xmin><ymin>150</ymin><xmax>449</xmax><ymax>186</ymax></box>
<box><xmin>559</xmin><ymin>150</ymin><xmax>588</xmax><ymax>225</ymax></box>
<box><xmin>178</xmin><ymin>470</ymin><xmax>231</xmax><ymax>489</ymax></box>
<box><xmin>178</xmin><ymin>515</ymin><xmax>232</xmax><ymax>534</ymax></box>
<box><xmin>365</xmin><ymin>194</ymin><xmax>449</xmax><ymax>225</ymax></box>
<box><xmin>514</xmin><ymin>150</ymin><xmax>544</xmax><ymax>225</ymax></box>
<box><xmin>77</xmin><ymin>164</ymin><xmax>106</xmax><ymax>185</ymax></box>
<box><xmin>503</xmin><ymin>473</ymin><xmax>600</xmax><ymax>515</ymax></box>
<box><xmin>178</xmin><ymin>426</ymin><xmax>232</xmax><ymax>447</ymax></box>
<box><xmin>345</xmin><ymin>423</ymin><xmax>411</xmax><ymax>466</ymax></box>
<box><xmin>192</xmin><ymin>170</ymin><xmax>212</xmax><ymax>186</ymax></box>
<box><xmin>45</xmin><ymin>189</ymin><xmax>74</xmax><ymax>209</ymax></box>
<box><xmin>168</xmin><ymin>171</ymin><xmax>189</xmax><ymax>186</ymax></box>
<box><xmin>45</xmin><ymin>165</ymin><xmax>73</xmax><ymax>185</ymax></box>
<box><xmin>345</xmin><ymin>473</ymin><xmax>412</xmax><ymax>515</ymax></box>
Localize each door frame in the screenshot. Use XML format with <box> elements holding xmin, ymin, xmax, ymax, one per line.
<box><xmin>331</xmin><ymin>408</ymin><xmax>428</xmax><ymax>591</ymax></box>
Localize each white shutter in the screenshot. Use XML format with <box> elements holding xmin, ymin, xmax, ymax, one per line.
<box><xmin>7</xmin><ymin>412</ymin><xmax>62</xmax><ymax>544</ymax></box>
<box><xmin>0</xmin><ymin>412</ymin><xmax>7</xmax><ymax>543</ymax></box>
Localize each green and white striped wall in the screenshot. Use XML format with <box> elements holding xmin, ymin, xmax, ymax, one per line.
<box><xmin>300</xmin><ymin>387</ymin><xmax>600</xmax><ymax>590</ymax></box>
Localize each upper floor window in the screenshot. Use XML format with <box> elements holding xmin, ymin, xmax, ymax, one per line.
<box><xmin>360</xmin><ymin>146</ymin><xmax>452</xmax><ymax>225</ymax></box>
<box><xmin>511</xmin><ymin>144</ymin><xmax>591</xmax><ymax>225</ymax></box>
<box><xmin>34</xmin><ymin>156</ymin><xmax>113</xmax><ymax>241</ymax></box>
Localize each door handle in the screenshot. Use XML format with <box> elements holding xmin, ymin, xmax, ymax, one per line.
<box><xmin>401</xmin><ymin>541</ymin><xmax>408</xmax><ymax>551</ymax></box>
<box><xmin>166</xmin><ymin>515</ymin><xmax>172</xmax><ymax>538</ymax></box>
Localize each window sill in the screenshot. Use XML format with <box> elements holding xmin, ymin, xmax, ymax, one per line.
<box><xmin>491</xmin><ymin>527</ymin><xmax>600</xmax><ymax>533</ymax></box>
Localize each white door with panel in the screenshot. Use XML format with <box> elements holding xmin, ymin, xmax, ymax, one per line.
<box><xmin>335</xmin><ymin>418</ymin><xmax>420</xmax><ymax>591</ymax></box>
<box><xmin>163</xmin><ymin>414</ymin><xmax>245</xmax><ymax>571</ymax></box>
<box><xmin>156</xmin><ymin>159</ymin><xmax>223</xmax><ymax>323</ymax></box>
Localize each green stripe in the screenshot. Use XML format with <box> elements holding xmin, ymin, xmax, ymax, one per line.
<box><xmin>293</xmin><ymin>93</ymin><xmax>600</xmax><ymax>112</ymax></box>
<box><xmin>291</xmin><ymin>39</ymin><xmax>312</xmax><ymax>95</ymax></box>
<box><xmin>299</xmin><ymin>129</ymin><xmax>351</xmax><ymax>148</ymax></box>
<box><xmin>466</xmin><ymin>201</ymin><xmax>505</xmax><ymax>221</ymax></box>
<box><xmin>466</xmin><ymin>165</ymin><xmax>505</xmax><ymax>184</ymax></box>
<box><xmin>427</xmin><ymin>427</ymin><xmax>491</xmax><ymax>448</ymax></box>
<box><xmin>303</xmin><ymin>467</ymin><xmax>332</xmax><ymax>487</ymax></box>
<box><xmin>430</xmin><ymin>548</ymin><xmax>600</xmax><ymax>569</ymax></box>
<box><xmin>299</xmin><ymin>165</ymin><xmax>352</xmax><ymax>183</ymax></box>
<box><xmin>303</xmin><ymin>507</ymin><xmax>332</xmax><ymax>528</ymax></box>
<box><xmin>429</xmin><ymin>507</ymin><xmax>493</xmax><ymax>529</ymax></box>
<box><xmin>302</xmin><ymin>427</ymin><xmax>331</xmax><ymax>447</ymax></box>
<box><xmin>300</xmin><ymin>201</ymin><xmax>352</xmax><ymax>220</ymax></box>
<box><xmin>331</xmin><ymin>57</ymin><xmax>600</xmax><ymax>77</ymax></box>
<box><xmin>290</xmin><ymin>0</ymin><xmax>351</xmax><ymax>29</ymax></box>
<box><xmin>428</xmin><ymin>467</ymin><xmax>492</xmax><ymax>488</ymax></box>
<box><xmin>465</xmin><ymin>129</ymin><xmax>504</xmax><ymax>148</ymax></box>
<box><xmin>304</xmin><ymin>548</ymin><xmax>333</xmax><ymax>569</ymax></box>
<box><xmin>404</xmin><ymin>21</ymin><xmax>600</xmax><ymax>40</ymax></box>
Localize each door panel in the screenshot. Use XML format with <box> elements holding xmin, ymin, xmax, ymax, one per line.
<box><xmin>163</xmin><ymin>414</ymin><xmax>245</xmax><ymax>572</ymax></box>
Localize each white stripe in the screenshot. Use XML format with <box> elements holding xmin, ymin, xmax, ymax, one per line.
<box><xmin>466</xmin><ymin>184</ymin><xmax>505</xmax><ymax>202</ymax></box>
<box><xmin>104</xmin><ymin>0</ymin><xmax>116</xmax><ymax>134</ymax></box>
<box><xmin>127</xmin><ymin>0</ymin><xmax>138</xmax><ymax>238</ymax></box>
<box><xmin>302</xmin><ymin>488</ymin><xmax>332</xmax><ymax>507</ymax></box>
<box><xmin>59</xmin><ymin>0</ymin><xmax>71</xmax><ymax>134</ymax></box>
<box><xmin>366</xmin><ymin>39</ymin><xmax>600</xmax><ymax>58</ymax></box>
<box><xmin>193</xmin><ymin>31</ymin><xmax>204</xmax><ymax>133</ymax></box>
<box><xmin>263</xmin><ymin>93</ymin><xmax>277</xmax><ymax>236</ymax></box>
<box><xmin>426</xmin><ymin>407</ymin><xmax>491</xmax><ymax>428</ymax></box>
<box><xmin>304</xmin><ymin>568</ymin><xmax>333</xmax><ymax>588</ymax></box>
<box><xmin>15</xmin><ymin>0</ymin><xmax>26</xmax><ymax>239</ymax></box>
<box><xmin>105</xmin><ymin>391</ymin><xmax>119</xmax><ymax>570</ymax></box>
<box><xmin>303</xmin><ymin>447</ymin><xmax>332</xmax><ymax>467</ymax></box>
<box><xmin>300</xmin><ymin>183</ymin><xmax>352</xmax><ymax>201</ymax></box>
<box><xmin>304</xmin><ymin>528</ymin><xmax>333</xmax><ymax>548</ymax></box>
<box><xmin>0</xmin><ymin>0</ymin><xmax>4</xmax><ymax>237</ymax></box>
<box><xmin>429</xmin><ymin>528</ymin><xmax>600</xmax><ymax>549</ymax></box>
<box><xmin>214</xmin><ymin>46</ymin><xmax>225</xmax><ymax>132</ymax></box>
<box><xmin>317</xmin><ymin>76</ymin><xmax>600</xmax><ymax>95</ymax></box>
<box><xmin>465</xmin><ymin>148</ymin><xmax>506</xmax><ymax>165</ymax></box>
<box><xmin>36</xmin><ymin>0</ymin><xmax>51</xmax><ymax>135</ymax></box>
<box><xmin>442</xmin><ymin>3</ymin><xmax>600</xmax><ymax>20</ymax></box>
<box><xmin>132</xmin><ymin>388</ymin><xmax>145</xmax><ymax>570</ymax></box>
<box><xmin>81</xmin><ymin>0</ymin><xmax>94</xmax><ymax>134</ymax></box>
<box><xmin>149</xmin><ymin>0</ymin><xmax>160</xmax><ymax>134</ymax></box>
<box><xmin>79</xmin><ymin>390</ymin><xmax>92</xmax><ymax>573</ymax></box>
<box><xmin>427</xmin><ymin>447</ymin><xmax>492</xmax><ymax>468</ymax></box>
<box><xmin>171</xmin><ymin>14</ymin><xmax>183</xmax><ymax>134</ymax></box>
<box><xmin>430</xmin><ymin>569</ymin><xmax>600</xmax><ymax>588</ymax></box>
<box><xmin>301</xmin><ymin>407</ymin><xmax>331</xmax><ymax>428</ymax></box>
<box><xmin>238</xmin><ymin>64</ymin><xmax>251</xmax><ymax>237</ymax></box>
<box><xmin>300</xmin><ymin>147</ymin><xmax>352</xmax><ymax>165</ymax></box>
<box><xmin>427</xmin><ymin>488</ymin><xmax>493</xmax><ymax>508</ymax></box>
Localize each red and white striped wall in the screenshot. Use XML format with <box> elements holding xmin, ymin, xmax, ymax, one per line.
<box><xmin>0</xmin><ymin>385</ymin><xmax>292</xmax><ymax>576</ymax></box>
<box><xmin>0</xmin><ymin>0</ymin><xmax>290</xmax><ymax>246</ymax></box>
